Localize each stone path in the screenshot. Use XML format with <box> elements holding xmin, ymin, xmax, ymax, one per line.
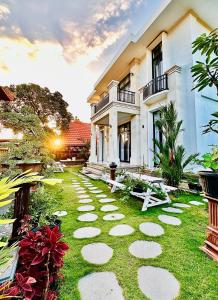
<box><xmin>71</xmin><ymin>174</ymin><xmax>206</xmax><ymax>299</ymax></box>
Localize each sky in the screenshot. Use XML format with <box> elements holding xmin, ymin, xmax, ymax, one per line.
<box><xmin>0</xmin><ymin>0</ymin><xmax>162</xmax><ymax>122</ymax></box>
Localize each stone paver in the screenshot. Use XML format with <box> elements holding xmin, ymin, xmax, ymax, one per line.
<box><xmin>162</xmin><ymin>207</ymin><xmax>183</xmax><ymax>214</ymax></box>
<box><xmin>77</xmin><ymin>191</ymin><xmax>86</xmax><ymax>194</ymax></box>
<box><xmin>77</xmin><ymin>213</ymin><xmax>98</xmax><ymax>222</ymax></box>
<box><xmin>189</xmin><ymin>200</ymin><xmax>204</xmax><ymax>206</ymax></box>
<box><xmin>158</xmin><ymin>215</ymin><xmax>181</xmax><ymax>226</ymax></box>
<box><xmin>73</xmin><ymin>227</ymin><xmax>101</xmax><ymax>239</ymax></box>
<box><xmin>78</xmin><ymin>272</ymin><xmax>124</xmax><ymax>300</ymax></box>
<box><xmin>78</xmin><ymin>195</ymin><xmax>90</xmax><ymax>199</ymax></box>
<box><xmin>81</xmin><ymin>243</ymin><xmax>113</xmax><ymax>265</ymax></box>
<box><xmin>203</xmin><ymin>198</ymin><xmax>208</xmax><ymax>203</ymax></box>
<box><xmin>172</xmin><ymin>202</ymin><xmax>190</xmax><ymax>208</ymax></box>
<box><xmin>75</xmin><ymin>187</ymin><xmax>85</xmax><ymax>191</ymax></box>
<box><xmin>103</xmin><ymin>213</ymin><xmax>125</xmax><ymax>221</ymax></box>
<box><xmin>79</xmin><ymin>199</ymin><xmax>93</xmax><ymax>204</ymax></box>
<box><xmin>109</xmin><ymin>224</ymin><xmax>134</xmax><ymax>236</ymax></box>
<box><xmin>99</xmin><ymin>198</ymin><xmax>116</xmax><ymax>203</ymax></box>
<box><xmin>77</xmin><ymin>205</ymin><xmax>95</xmax><ymax>212</ymax></box>
<box><xmin>129</xmin><ymin>241</ymin><xmax>162</xmax><ymax>259</ymax></box>
<box><xmin>91</xmin><ymin>190</ymin><xmax>103</xmax><ymax>194</ymax></box>
<box><xmin>100</xmin><ymin>205</ymin><xmax>119</xmax><ymax>212</ymax></box>
<box><xmin>138</xmin><ymin>266</ymin><xmax>180</xmax><ymax>300</ymax></box>
<box><xmin>139</xmin><ymin>222</ymin><xmax>164</xmax><ymax>237</ymax></box>
<box><xmin>53</xmin><ymin>211</ymin><xmax>67</xmax><ymax>217</ymax></box>
<box><xmin>96</xmin><ymin>194</ymin><xmax>107</xmax><ymax>198</ymax></box>
<box><xmin>88</xmin><ymin>187</ymin><xmax>98</xmax><ymax>190</ymax></box>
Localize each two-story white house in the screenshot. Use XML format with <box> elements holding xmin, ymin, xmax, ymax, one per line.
<box><xmin>87</xmin><ymin>0</ymin><xmax>217</xmax><ymax>174</ymax></box>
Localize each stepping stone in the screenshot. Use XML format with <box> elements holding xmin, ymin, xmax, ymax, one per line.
<box><xmin>77</xmin><ymin>205</ymin><xmax>95</xmax><ymax>212</ymax></box>
<box><xmin>139</xmin><ymin>222</ymin><xmax>164</xmax><ymax>237</ymax></box>
<box><xmin>88</xmin><ymin>187</ymin><xmax>98</xmax><ymax>190</ymax></box>
<box><xmin>158</xmin><ymin>215</ymin><xmax>181</xmax><ymax>226</ymax></box>
<box><xmin>73</xmin><ymin>227</ymin><xmax>101</xmax><ymax>239</ymax></box>
<box><xmin>162</xmin><ymin>207</ymin><xmax>183</xmax><ymax>214</ymax></box>
<box><xmin>75</xmin><ymin>187</ymin><xmax>85</xmax><ymax>191</ymax></box>
<box><xmin>78</xmin><ymin>272</ymin><xmax>124</xmax><ymax>300</ymax></box>
<box><xmin>91</xmin><ymin>190</ymin><xmax>103</xmax><ymax>194</ymax></box>
<box><xmin>77</xmin><ymin>191</ymin><xmax>86</xmax><ymax>194</ymax></box>
<box><xmin>81</xmin><ymin>243</ymin><xmax>113</xmax><ymax>264</ymax></box>
<box><xmin>95</xmin><ymin>194</ymin><xmax>107</xmax><ymax>198</ymax></box>
<box><xmin>79</xmin><ymin>199</ymin><xmax>93</xmax><ymax>204</ymax></box>
<box><xmin>189</xmin><ymin>200</ymin><xmax>204</xmax><ymax>206</ymax></box>
<box><xmin>129</xmin><ymin>241</ymin><xmax>162</xmax><ymax>259</ymax></box>
<box><xmin>138</xmin><ymin>266</ymin><xmax>180</xmax><ymax>300</ymax></box>
<box><xmin>77</xmin><ymin>213</ymin><xmax>98</xmax><ymax>222</ymax></box>
<box><xmin>109</xmin><ymin>224</ymin><xmax>134</xmax><ymax>236</ymax></box>
<box><xmin>100</xmin><ymin>205</ymin><xmax>119</xmax><ymax>212</ymax></box>
<box><xmin>203</xmin><ymin>198</ymin><xmax>208</xmax><ymax>203</ymax></box>
<box><xmin>99</xmin><ymin>198</ymin><xmax>116</xmax><ymax>203</ymax></box>
<box><xmin>103</xmin><ymin>213</ymin><xmax>125</xmax><ymax>221</ymax></box>
<box><xmin>172</xmin><ymin>202</ymin><xmax>190</xmax><ymax>208</ymax></box>
<box><xmin>78</xmin><ymin>195</ymin><xmax>90</xmax><ymax>199</ymax></box>
<box><xmin>53</xmin><ymin>211</ymin><xmax>67</xmax><ymax>217</ymax></box>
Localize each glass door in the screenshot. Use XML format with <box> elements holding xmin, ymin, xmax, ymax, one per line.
<box><xmin>119</xmin><ymin>122</ymin><xmax>131</xmax><ymax>163</ymax></box>
<box><xmin>152</xmin><ymin>43</ymin><xmax>163</xmax><ymax>92</ymax></box>
<box><xmin>100</xmin><ymin>130</ymin><xmax>104</xmax><ymax>162</ymax></box>
<box><xmin>153</xmin><ymin>110</ymin><xmax>162</xmax><ymax>165</ymax></box>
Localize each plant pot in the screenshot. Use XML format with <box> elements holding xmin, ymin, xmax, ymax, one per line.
<box><xmin>133</xmin><ymin>186</ymin><xmax>144</xmax><ymax>193</ymax></box>
<box><xmin>188</xmin><ymin>182</ymin><xmax>202</xmax><ymax>192</ymax></box>
<box><xmin>199</xmin><ymin>171</ymin><xmax>218</xmax><ymax>198</ymax></box>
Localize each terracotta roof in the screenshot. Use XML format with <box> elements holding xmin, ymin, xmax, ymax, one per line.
<box><xmin>0</xmin><ymin>87</ymin><xmax>15</xmax><ymax>101</ymax></box>
<box><xmin>62</xmin><ymin>120</ymin><xmax>91</xmax><ymax>146</ymax></box>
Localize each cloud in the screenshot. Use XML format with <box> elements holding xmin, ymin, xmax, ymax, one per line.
<box><xmin>0</xmin><ymin>4</ymin><xmax>10</xmax><ymax>20</ymax></box>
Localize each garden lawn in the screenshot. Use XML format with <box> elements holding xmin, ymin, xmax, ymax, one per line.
<box><xmin>48</xmin><ymin>167</ymin><xmax>218</xmax><ymax>300</ymax></box>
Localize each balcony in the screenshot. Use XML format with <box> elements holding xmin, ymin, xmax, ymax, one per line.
<box><xmin>118</xmin><ymin>90</ymin><xmax>135</xmax><ymax>104</ymax></box>
<box><xmin>94</xmin><ymin>94</ymin><xmax>109</xmax><ymax>113</ymax></box>
<box><xmin>143</xmin><ymin>74</ymin><xmax>168</xmax><ymax>100</ymax></box>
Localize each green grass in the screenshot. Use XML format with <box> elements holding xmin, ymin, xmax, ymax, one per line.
<box><xmin>48</xmin><ymin>167</ymin><xmax>218</xmax><ymax>300</ymax></box>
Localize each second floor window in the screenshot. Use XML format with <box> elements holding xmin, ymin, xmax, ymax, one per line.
<box><xmin>152</xmin><ymin>43</ymin><xmax>163</xmax><ymax>79</ymax></box>
<box><xmin>118</xmin><ymin>74</ymin><xmax>131</xmax><ymax>91</ymax></box>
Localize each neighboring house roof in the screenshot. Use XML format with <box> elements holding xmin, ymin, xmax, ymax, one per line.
<box><xmin>62</xmin><ymin>120</ymin><xmax>91</xmax><ymax>146</ymax></box>
<box><xmin>0</xmin><ymin>87</ymin><xmax>15</xmax><ymax>101</ymax></box>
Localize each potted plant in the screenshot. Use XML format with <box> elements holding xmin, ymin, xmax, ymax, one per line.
<box><xmin>187</xmin><ymin>178</ymin><xmax>202</xmax><ymax>192</ymax></box>
<box><xmin>198</xmin><ymin>148</ymin><xmax>218</xmax><ymax>198</ymax></box>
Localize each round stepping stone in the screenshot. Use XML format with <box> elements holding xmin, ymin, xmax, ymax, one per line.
<box><xmin>53</xmin><ymin>210</ymin><xmax>67</xmax><ymax>217</ymax></box>
<box><xmin>77</xmin><ymin>213</ymin><xmax>98</xmax><ymax>222</ymax></box>
<box><xmin>158</xmin><ymin>214</ymin><xmax>181</xmax><ymax>226</ymax></box>
<box><xmin>77</xmin><ymin>191</ymin><xmax>86</xmax><ymax>194</ymax></box>
<box><xmin>81</xmin><ymin>243</ymin><xmax>113</xmax><ymax>264</ymax></box>
<box><xmin>172</xmin><ymin>202</ymin><xmax>190</xmax><ymax>208</ymax></box>
<box><xmin>78</xmin><ymin>195</ymin><xmax>90</xmax><ymax>199</ymax></box>
<box><xmin>139</xmin><ymin>222</ymin><xmax>164</xmax><ymax>237</ymax></box>
<box><xmin>95</xmin><ymin>194</ymin><xmax>107</xmax><ymax>198</ymax></box>
<box><xmin>162</xmin><ymin>207</ymin><xmax>183</xmax><ymax>214</ymax></box>
<box><xmin>109</xmin><ymin>224</ymin><xmax>134</xmax><ymax>236</ymax></box>
<box><xmin>73</xmin><ymin>227</ymin><xmax>101</xmax><ymax>239</ymax></box>
<box><xmin>99</xmin><ymin>198</ymin><xmax>116</xmax><ymax>203</ymax></box>
<box><xmin>100</xmin><ymin>205</ymin><xmax>119</xmax><ymax>212</ymax></box>
<box><xmin>91</xmin><ymin>190</ymin><xmax>103</xmax><ymax>194</ymax></box>
<box><xmin>88</xmin><ymin>187</ymin><xmax>98</xmax><ymax>190</ymax></box>
<box><xmin>138</xmin><ymin>266</ymin><xmax>180</xmax><ymax>300</ymax></box>
<box><xmin>75</xmin><ymin>187</ymin><xmax>85</xmax><ymax>191</ymax></box>
<box><xmin>103</xmin><ymin>213</ymin><xmax>125</xmax><ymax>221</ymax></box>
<box><xmin>78</xmin><ymin>272</ymin><xmax>124</xmax><ymax>300</ymax></box>
<box><xmin>79</xmin><ymin>199</ymin><xmax>93</xmax><ymax>203</ymax></box>
<box><xmin>77</xmin><ymin>205</ymin><xmax>95</xmax><ymax>212</ymax></box>
<box><xmin>189</xmin><ymin>200</ymin><xmax>204</xmax><ymax>206</ymax></box>
<box><xmin>129</xmin><ymin>241</ymin><xmax>162</xmax><ymax>259</ymax></box>
<box><xmin>203</xmin><ymin>198</ymin><xmax>208</xmax><ymax>203</ymax></box>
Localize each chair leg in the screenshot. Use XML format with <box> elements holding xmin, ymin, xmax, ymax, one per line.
<box><xmin>160</xmin><ymin>182</ymin><xmax>171</xmax><ymax>203</ymax></box>
<box><xmin>141</xmin><ymin>189</ymin><xmax>152</xmax><ymax>211</ymax></box>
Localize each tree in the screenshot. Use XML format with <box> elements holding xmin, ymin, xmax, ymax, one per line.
<box><xmin>191</xmin><ymin>29</ymin><xmax>218</xmax><ymax>135</ymax></box>
<box><xmin>154</xmin><ymin>102</ymin><xmax>198</xmax><ymax>187</ymax></box>
<box><xmin>4</xmin><ymin>83</ymin><xmax>72</xmax><ymax>130</ymax></box>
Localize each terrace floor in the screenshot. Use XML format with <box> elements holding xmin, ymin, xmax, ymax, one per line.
<box><xmin>49</xmin><ymin>166</ymin><xmax>218</xmax><ymax>300</ymax></box>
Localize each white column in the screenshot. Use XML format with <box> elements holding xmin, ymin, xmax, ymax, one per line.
<box><xmin>129</xmin><ymin>58</ymin><xmax>140</xmax><ymax>105</ymax></box>
<box><xmin>108</xmin><ymin>80</ymin><xmax>119</xmax><ymax>103</ymax></box>
<box><xmin>108</xmin><ymin>108</ymin><xmax>120</xmax><ymax>165</ymax></box>
<box><xmin>130</xmin><ymin>114</ymin><xmax>141</xmax><ymax>165</ymax></box>
<box><xmin>162</xmin><ymin>32</ymin><xmax>170</xmax><ymax>73</ymax></box>
<box><xmin>89</xmin><ymin>123</ymin><xmax>97</xmax><ymax>163</ymax></box>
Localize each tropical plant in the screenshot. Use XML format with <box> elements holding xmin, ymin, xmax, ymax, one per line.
<box><xmin>17</xmin><ymin>225</ymin><xmax>69</xmax><ymax>299</ymax></box>
<box><xmin>154</xmin><ymin>102</ymin><xmax>198</xmax><ymax>187</ymax></box>
<box><xmin>191</xmin><ymin>29</ymin><xmax>218</xmax><ymax>135</ymax></box>
<box><xmin>196</xmin><ymin>148</ymin><xmax>218</xmax><ymax>172</ymax></box>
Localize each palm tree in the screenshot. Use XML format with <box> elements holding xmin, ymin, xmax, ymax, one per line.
<box><xmin>154</xmin><ymin>102</ymin><xmax>198</xmax><ymax>187</ymax></box>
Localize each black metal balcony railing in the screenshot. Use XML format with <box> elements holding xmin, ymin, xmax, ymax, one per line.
<box><xmin>118</xmin><ymin>90</ymin><xmax>135</xmax><ymax>104</ymax></box>
<box><xmin>94</xmin><ymin>94</ymin><xmax>109</xmax><ymax>113</ymax></box>
<box><xmin>143</xmin><ymin>74</ymin><xmax>168</xmax><ymax>100</ymax></box>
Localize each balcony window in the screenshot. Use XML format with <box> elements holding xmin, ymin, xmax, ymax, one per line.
<box><xmin>152</xmin><ymin>43</ymin><xmax>163</xmax><ymax>79</ymax></box>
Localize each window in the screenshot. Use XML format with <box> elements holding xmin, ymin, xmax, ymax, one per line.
<box><xmin>118</xmin><ymin>122</ymin><xmax>131</xmax><ymax>163</ymax></box>
<box><xmin>153</xmin><ymin>110</ymin><xmax>163</xmax><ymax>165</ymax></box>
<box><xmin>118</xmin><ymin>74</ymin><xmax>131</xmax><ymax>91</ymax></box>
<box><xmin>152</xmin><ymin>43</ymin><xmax>163</xmax><ymax>79</ymax></box>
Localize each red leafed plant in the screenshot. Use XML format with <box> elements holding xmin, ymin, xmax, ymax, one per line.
<box><xmin>16</xmin><ymin>225</ymin><xmax>69</xmax><ymax>299</ymax></box>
